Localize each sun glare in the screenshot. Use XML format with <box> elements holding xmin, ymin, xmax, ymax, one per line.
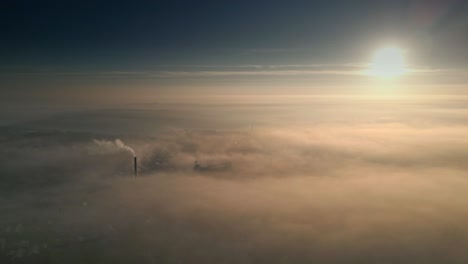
<box><xmin>367</xmin><ymin>47</ymin><xmax>407</xmax><ymax>78</ymax></box>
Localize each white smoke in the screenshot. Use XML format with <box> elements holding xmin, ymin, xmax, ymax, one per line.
<box><xmin>93</xmin><ymin>139</ymin><xmax>136</xmax><ymax>157</ymax></box>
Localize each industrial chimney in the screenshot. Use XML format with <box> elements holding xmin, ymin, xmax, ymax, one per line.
<box><xmin>134</xmin><ymin>156</ymin><xmax>137</xmax><ymax>176</ymax></box>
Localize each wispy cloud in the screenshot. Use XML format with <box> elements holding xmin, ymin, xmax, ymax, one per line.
<box><xmin>153</xmin><ymin>69</ymin><xmax>365</xmax><ymax>78</ymax></box>
<box><xmin>107</xmin><ymin>64</ymin><xmax>369</xmax><ymax>78</ymax></box>
<box><xmin>103</xmin><ymin>64</ymin><xmax>464</xmax><ymax>79</ymax></box>
<box><xmin>4</xmin><ymin>64</ymin><xmax>466</xmax><ymax>80</ymax></box>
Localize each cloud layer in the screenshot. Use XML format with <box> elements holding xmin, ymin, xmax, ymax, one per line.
<box><xmin>1</xmin><ymin>98</ymin><xmax>468</xmax><ymax>263</ymax></box>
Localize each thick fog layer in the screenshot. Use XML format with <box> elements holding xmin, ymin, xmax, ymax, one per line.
<box><xmin>2</xmin><ymin>97</ymin><xmax>468</xmax><ymax>263</ymax></box>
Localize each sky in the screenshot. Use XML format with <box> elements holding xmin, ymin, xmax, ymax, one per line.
<box><xmin>2</xmin><ymin>0</ymin><xmax>468</xmax><ymax>105</ymax></box>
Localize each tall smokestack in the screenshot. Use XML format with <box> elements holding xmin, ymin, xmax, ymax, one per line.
<box><xmin>134</xmin><ymin>156</ymin><xmax>137</xmax><ymax>176</ymax></box>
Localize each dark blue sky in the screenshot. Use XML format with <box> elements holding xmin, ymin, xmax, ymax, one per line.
<box><xmin>2</xmin><ymin>0</ymin><xmax>467</xmax><ymax>68</ymax></box>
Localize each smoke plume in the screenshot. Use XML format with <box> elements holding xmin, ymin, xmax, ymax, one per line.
<box><xmin>93</xmin><ymin>139</ymin><xmax>136</xmax><ymax>157</ymax></box>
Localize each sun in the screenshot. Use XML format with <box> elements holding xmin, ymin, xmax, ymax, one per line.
<box><xmin>366</xmin><ymin>47</ymin><xmax>408</xmax><ymax>78</ymax></box>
